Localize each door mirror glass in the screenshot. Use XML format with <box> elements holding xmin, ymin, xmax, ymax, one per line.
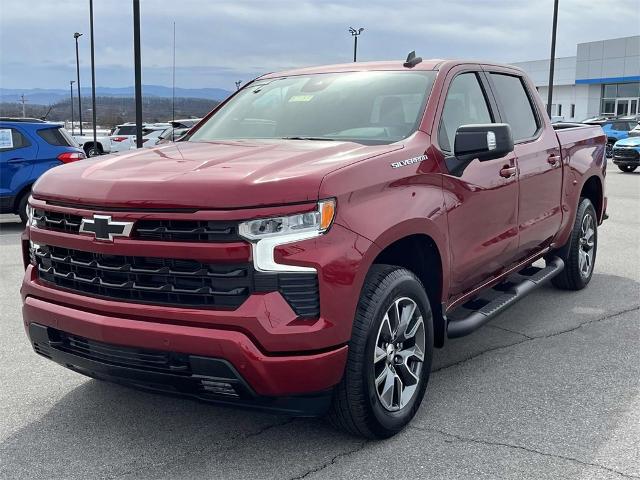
<box><xmin>454</xmin><ymin>123</ymin><xmax>514</xmax><ymax>163</ymax></box>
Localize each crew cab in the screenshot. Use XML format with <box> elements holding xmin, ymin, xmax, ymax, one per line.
<box><xmin>20</xmin><ymin>58</ymin><xmax>606</xmax><ymax>439</ymax></box>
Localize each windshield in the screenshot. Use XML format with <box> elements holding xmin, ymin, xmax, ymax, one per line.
<box><xmin>188</xmin><ymin>71</ymin><xmax>436</xmax><ymax>145</ymax></box>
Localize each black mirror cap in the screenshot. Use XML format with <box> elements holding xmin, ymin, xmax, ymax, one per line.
<box><xmin>454</xmin><ymin>123</ymin><xmax>514</xmax><ymax>163</ymax></box>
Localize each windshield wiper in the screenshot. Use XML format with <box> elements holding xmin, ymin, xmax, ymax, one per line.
<box><xmin>281</xmin><ymin>136</ymin><xmax>337</xmax><ymax>141</ymax></box>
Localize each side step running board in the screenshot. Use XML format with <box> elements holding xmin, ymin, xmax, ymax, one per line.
<box><xmin>446</xmin><ymin>257</ymin><xmax>564</xmax><ymax>339</ymax></box>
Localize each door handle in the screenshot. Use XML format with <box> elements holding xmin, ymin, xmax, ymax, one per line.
<box><xmin>547</xmin><ymin>154</ymin><xmax>561</xmax><ymax>166</ymax></box>
<box><xmin>499</xmin><ymin>165</ymin><xmax>517</xmax><ymax>178</ymax></box>
<box><xmin>7</xmin><ymin>158</ymin><xmax>26</xmax><ymax>164</ymax></box>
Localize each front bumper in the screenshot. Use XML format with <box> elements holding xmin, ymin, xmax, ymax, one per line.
<box><xmin>23</xmin><ymin>295</ymin><xmax>347</xmax><ymax>415</ymax></box>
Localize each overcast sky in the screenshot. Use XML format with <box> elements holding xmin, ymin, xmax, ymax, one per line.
<box><xmin>1</xmin><ymin>0</ymin><xmax>639</xmax><ymax>91</ymax></box>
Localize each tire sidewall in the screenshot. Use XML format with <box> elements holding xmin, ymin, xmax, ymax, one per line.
<box><xmin>568</xmin><ymin>199</ymin><xmax>598</xmax><ymax>288</ymax></box>
<box><xmin>361</xmin><ymin>273</ymin><xmax>433</xmax><ymax>435</ymax></box>
<box><xmin>17</xmin><ymin>192</ymin><xmax>30</xmax><ymax>224</ymax></box>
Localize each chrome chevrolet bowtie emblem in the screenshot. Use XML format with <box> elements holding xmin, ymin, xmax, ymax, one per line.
<box><xmin>79</xmin><ymin>215</ymin><xmax>134</xmax><ymax>242</ymax></box>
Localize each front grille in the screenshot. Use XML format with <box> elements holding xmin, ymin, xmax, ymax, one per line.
<box><xmin>32</xmin><ymin>208</ymin><xmax>241</xmax><ymax>242</ymax></box>
<box><xmin>33</xmin><ymin>244</ymin><xmax>320</xmax><ymax>317</ymax></box>
<box><xmin>134</xmin><ymin>219</ymin><xmax>240</xmax><ymax>242</ymax></box>
<box><xmin>35</xmin><ymin>245</ymin><xmax>251</xmax><ymax>308</ymax></box>
<box><xmin>54</xmin><ymin>329</ymin><xmax>191</xmax><ymax>374</ymax></box>
<box><xmin>613</xmin><ymin>147</ymin><xmax>639</xmax><ymax>160</ymax></box>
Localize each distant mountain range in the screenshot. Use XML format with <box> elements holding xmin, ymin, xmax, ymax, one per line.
<box><xmin>0</xmin><ymin>85</ymin><xmax>232</xmax><ymax>105</ymax></box>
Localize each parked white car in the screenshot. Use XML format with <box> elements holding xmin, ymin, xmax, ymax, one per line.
<box><xmin>73</xmin><ymin>129</ymin><xmax>112</xmax><ymax>157</ymax></box>
<box><xmin>110</xmin><ymin>123</ymin><xmax>169</xmax><ymax>152</ymax></box>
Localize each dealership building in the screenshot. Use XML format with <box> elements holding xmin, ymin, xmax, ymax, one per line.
<box><xmin>512</xmin><ymin>35</ymin><xmax>640</xmax><ymax>121</ymax></box>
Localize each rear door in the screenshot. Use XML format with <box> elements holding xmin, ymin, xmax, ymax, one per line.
<box><xmin>0</xmin><ymin>125</ymin><xmax>39</xmax><ymax>201</ymax></box>
<box><xmin>485</xmin><ymin>69</ymin><xmax>563</xmax><ymax>257</ymax></box>
<box><xmin>435</xmin><ymin>68</ymin><xmax>520</xmax><ymax>297</ymax></box>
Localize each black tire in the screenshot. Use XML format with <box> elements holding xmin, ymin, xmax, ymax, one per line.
<box><xmin>551</xmin><ymin>198</ymin><xmax>597</xmax><ymax>290</ymax></box>
<box><xmin>327</xmin><ymin>265</ymin><xmax>434</xmax><ymax>439</ymax></box>
<box><xmin>84</xmin><ymin>143</ymin><xmax>102</xmax><ymax>157</ymax></box>
<box><xmin>605</xmin><ymin>141</ymin><xmax>614</xmax><ymax>158</ymax></box>
<box><xmin>17</xmin><ymin>191</ymin><xmax>30</xmax><ymax>224</ymax></box>
<box><xmin>618</xmin><ymin>165</ymin><xmax>637</xmax><ymax>173</ymax></box>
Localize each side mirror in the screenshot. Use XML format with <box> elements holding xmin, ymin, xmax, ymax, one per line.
<box><xmin>454</xmin><ymin>123</ymin><xmax>514</xmax><ymax>163</ymax></box>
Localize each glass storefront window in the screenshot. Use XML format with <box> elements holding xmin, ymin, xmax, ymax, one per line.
<box><xmin>601</xmin><ymin>99</ymin><xmax>615</xmax><ymax>114</ymax></box>
<box><xmin>603</xmin><ymin>84</ymin><xmax>617</xmax><ymax>98</ymax></box>
<box><xmin>617</xmin><ymin>82</ymin><xmax>640</xmax><ymax>98</ymax></box>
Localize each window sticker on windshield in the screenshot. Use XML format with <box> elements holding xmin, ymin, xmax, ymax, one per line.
<box><xmin>0</xmin><ymin>129</ymin><xmax>13</xmax><ymax>149</ymax></box>
<box><xmin>288</xmin><ymin>95</ymin><xmax>314</xmax><ymax>103</ymax></box>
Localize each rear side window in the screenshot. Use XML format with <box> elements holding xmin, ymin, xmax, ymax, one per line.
<box><xmin>438</xmin><ymin>73</ymin><xmax>493</xmax><ymax>152</ymax></box>
<box><xmin>113</xmin><ymin>125</ymin><xmax>137</xmax><ymax>135</ymax></box>
<box><xmin>489</xmin><ymin>73</ymin><xmax>539</xmax><ymax>142</ymax></box>
<box><xmin>37</xmin><ymin>127</ymin><xmax>76</xmax><ymax>147</ymax></box>
<box><xmin>0</xmin><ymin>128</ymin><xmax>31</xmax><ymax>151</ymax></box>
<box><xmin>612</xmin><ymin>122</ymin><xmax>630</xmax><ymax>131</ymax></box>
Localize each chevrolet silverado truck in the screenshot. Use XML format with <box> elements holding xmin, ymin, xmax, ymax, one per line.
<box><xmin>21</xmin><ymin>57</ymin><xmax>607</xmax><ymax>439</ymax></box>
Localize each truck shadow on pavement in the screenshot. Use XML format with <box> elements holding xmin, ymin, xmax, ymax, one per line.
<box><xmin>1</xmin><ymin>273</ymin><xmax>638</xmax><ymax>479</ymax></box>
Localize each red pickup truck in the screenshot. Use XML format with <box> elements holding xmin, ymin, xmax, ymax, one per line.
<box><xmin>21</xmin><ymin>57</ymin><xmax>607</xmax><ymax>439</ymax></box>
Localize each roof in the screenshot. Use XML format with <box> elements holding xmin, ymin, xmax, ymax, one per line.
<box><xmin>260</xmin><ymin>59</ymin><xmax>446</xmax><ymax>78</ymax></box>
<box><xmin>0</xmin><ymin>117</ymin><xmax>46</xmax><ymax>123</ymax></box>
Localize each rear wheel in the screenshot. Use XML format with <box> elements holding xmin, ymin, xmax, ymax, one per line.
<box><xmin>618</xmin><ymin>165</ymin><xmax>637</xmax><ymax>173</ymax></box>
<box><xmin>328</xmin><ymin>265</ymin><xmax>433</xmax><ymax>438</ymax></box>
<box><xmin>551</xmin><ymin>198</ymin><xmax>597</xmax><ymax>290</ymax></box>
<box><xmin>84</xmin><ymin>143</ymin><xmax>102</xmax><ymax>157</ymax></box>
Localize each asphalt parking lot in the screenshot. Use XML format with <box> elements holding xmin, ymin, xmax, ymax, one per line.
<box><xmin>0</xmin><ymin>166</ymin><xmax>638</xmax><ymax>480</ymax></box>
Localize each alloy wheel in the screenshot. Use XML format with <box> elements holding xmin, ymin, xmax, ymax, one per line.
<box><xmin>373</xmin><ymin>297</ymin><xmax>426</xmax><ymax>412</ymax></box>
<box><xmin>578</xmin><ymin>213</ymin><xmax>596</xmax><ymax>279</ymax></box>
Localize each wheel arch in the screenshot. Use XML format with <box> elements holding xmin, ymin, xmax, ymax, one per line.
<box><xmin>580</xmin><ymin>175</ymin><xmax>603</xmax><ymax>222</ymax></box>
<box><xmin>369</xmin><ymin>228</ymin><xmax>447</xmax><ymax>348</ymax></box>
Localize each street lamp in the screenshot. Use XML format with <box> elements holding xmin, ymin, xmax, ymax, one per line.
<box><xmin>546</xmin><ymin>0</ymin><xmax>559</xmax><ymax>118</ymax></box>
<box><xmin>348</xmin><ymin>27</ymin><xmax>364</xmax><ymax>62</ymax></box>
<box><xmin>73</xmin><ymin>32</ymin><xmax>83</xmax><ymax>135</ymax></box>
<box><xmin>70</xmin><ymin>80</ymin><xmax>75</xmax><ymax>135</ymax></box>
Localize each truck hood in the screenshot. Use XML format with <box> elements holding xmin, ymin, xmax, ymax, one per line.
<box><xmin>614</xmin><ymin>136</ymin><xmax>640</xmax><ymax>148</ymax></box>
<box><xmin>33</xmin><ymin>139</ymin><xmax>402</xmax><ymax>209</ymax></box>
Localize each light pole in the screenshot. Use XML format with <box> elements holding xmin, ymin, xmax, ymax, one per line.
<box><xmin>89</xmin><ymin>0</ymin><xmax>97</xmax><ymax>154</ymax></box>
<box><xmin>349</xmin><ymin>27</ymin><xmax>364</xmax><ymax>62</ymax></box>
<box><xmin>74</xmin><ymin>32</ymin><xmax>83</xmax><ymax>135</ymax></box>
<box><xmin>133</xmin><ymin>0</ymin><xmax>143</xmax><ymax>148</ymax></box>
<box><xmin>546</xmin><ymin>0</ymin><xmax>559</xmax><ymax>118</ymax></box>
<box><xmin>70</xmin><ymin>80</ymin><xmax>75</xmax><ymax>135</ymax></box>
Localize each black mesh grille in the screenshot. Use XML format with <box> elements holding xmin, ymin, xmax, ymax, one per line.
<box><xmin>613</xmin><ymin>147</ymin><xmax>639</xmax><ymax>160</ymax></box>
<box><xmin>33</xmin><ymin>244</ymin><xmax>320</xmax><ymax>317</ymax></box>
<box><xmin>134</xmin><ymin>219</ymin><xmax>241</xmax><ymax>242</ymax></box>
<box><xmin>35</xmin><ymin>245</ymin><xmax>251</xmax><ymax>308</ymax></box>
<box><xmin>278</xmin><ymin>273</ymin><xmax>321</xmax><ymax>318</ymax></box>
<box><xmin>32</xmin><ymin>208</ymin><xmax>241</xmax><ymax>242</ymax></box>
<box><xmin>53</xmin><ymin>329</ymin><xmax>191</xmax><ymax>374</ymax></box>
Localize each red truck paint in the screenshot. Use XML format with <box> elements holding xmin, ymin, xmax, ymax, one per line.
<box><xmin>21</xmin><ymin>60</ymin><xmax>606</xmax><ymax>414</ymax></box>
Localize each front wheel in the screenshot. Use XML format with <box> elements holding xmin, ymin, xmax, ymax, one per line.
<box><xmin>551</xmin><ymin>198</ymin><xmax>598</xmax><ymax>290</ymax></box>
<box><xmin>328</xmin><ymin>265</ymin><xmax>433</xmax><ymax>439</ymax></box>
<box><xmin>84</xmin><ymin>143</ymin><xmax>102</xmax><ymax>157</ymax></box>
<box><xmin>618</xmin><ymin>165</ymin><xmax>637</xmax><ymax>173</ymax></box>
<box><xmin>605</xmin><ymin>142</ymin><xmax>614</xmax><ymax>158</ymax></box>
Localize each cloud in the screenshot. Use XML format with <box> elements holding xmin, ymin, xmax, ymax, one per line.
<box><xmin>1</xmin><ymin>0</ymin><xmax>638</xmax><ymax>89</ymax></box>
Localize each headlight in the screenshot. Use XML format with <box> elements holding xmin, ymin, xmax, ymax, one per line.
<box><xmin>239</xmin><ymin>199</ymin><xmax>336</xmax><ymax>272</ymax></box>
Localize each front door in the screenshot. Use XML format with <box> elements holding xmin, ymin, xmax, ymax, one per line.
<box><xmin>436</xmin><ymin>70</ymin><xmax>520</xmax><ymax>297</ymax></box>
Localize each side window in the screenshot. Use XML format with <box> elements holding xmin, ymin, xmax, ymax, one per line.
<box><xmin>438</xmin><ymin>73</ymin><xmax>493</xmax><ymax>152</ymax></box>
<box><xmin>0</xmin><ymin>128</ymin><xmax>31</xmax><ymax>152</ymax></box>
<box><xmin>612</xmin><ymin>122</ymin><xmax>629</xmax><ymax>131</ymax></box>
<box><xmin>489</xmin><ymin>73</ymin><xmax>539</xmax><ymax>141</ymax></box>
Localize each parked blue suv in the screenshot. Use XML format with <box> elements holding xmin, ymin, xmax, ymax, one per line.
<box><xmin>0</xmin><ymin>118</ymin><xmax>85</xmax><ymax>223</ymax></box>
